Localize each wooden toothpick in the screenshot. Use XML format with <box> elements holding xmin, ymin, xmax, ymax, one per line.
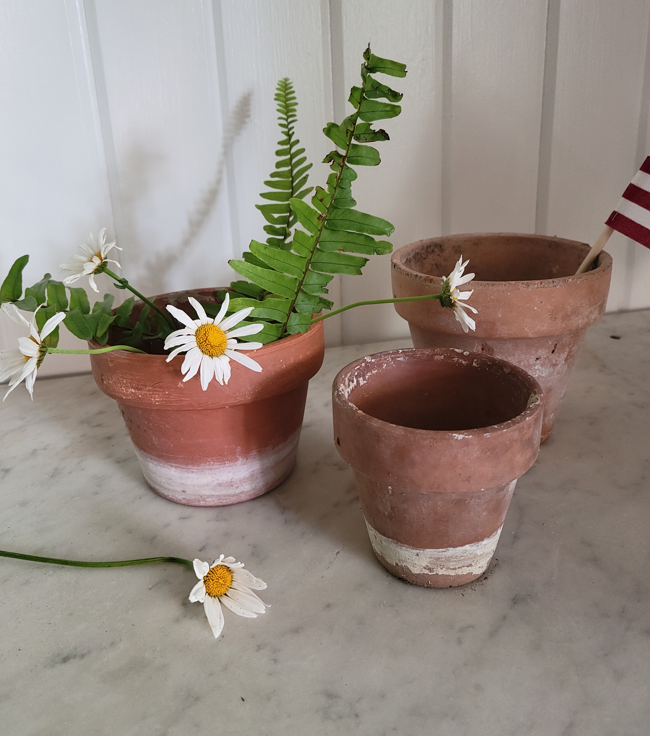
<box><xmin>575</xmin><ymin>225</ymin><xmax>614</xmax><ymax>275</ymax></box>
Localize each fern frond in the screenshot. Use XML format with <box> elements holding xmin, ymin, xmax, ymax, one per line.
<box><xmin>254</xmin><ymin>78</ymin><xmax>313</xmax><ymax>252</ymax></box>
<box><xmin>230</xmin><ymin>47</ymin><xmax>407</xmax><ymax>340</ymax></box>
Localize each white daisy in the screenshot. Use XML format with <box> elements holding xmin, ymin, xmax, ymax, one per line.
<box><xmin>441</xmin><ymin>256</ymin><xmax>478</xmax><ymax>333</ymax></box>
<box><xmin>189</xmin><ymin>555</ymin><xmax>268</xmax><ymax>639</ymax></box>
<box><xmin>59</xmin><ymin>228</ymin><xmax>122</xmax><ymax>293</ymax></box>
<box><xmin>0</xmin><ymin>304</ymin><xmax>66</xmax><ymax>400</ymax></box>
<box><xmin>164</xmin><ymin>293</ymin><xmax>264</xmax><ymax>390</ymax></box>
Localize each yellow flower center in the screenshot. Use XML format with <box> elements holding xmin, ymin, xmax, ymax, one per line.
<box><xmin>195</xmin><ymin>323</ymin><xmax>227</xmax><ymax>357</ymax></box>
<box><xmin>203</xmin><ymin>564</ymin><xmax>233</xmax><ymax>598</ymax></box>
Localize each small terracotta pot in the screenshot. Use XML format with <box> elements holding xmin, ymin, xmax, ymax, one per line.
<box><xmin>332</xmin><ymin>348</ymin><xmax>543</xmax><ymax>587</ymax></box>
<box><xmin>90</xmin><ymin>289</ymin><xmax>324</xmax><ymax>506</ymax></box>
<box><xmin>391</xmin><ymin>234</ymin><xmax>612</xmax><ymax>441</ymax></box>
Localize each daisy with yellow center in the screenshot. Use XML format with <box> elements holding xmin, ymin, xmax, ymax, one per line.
<box><xmin>164</xmin><ymin>293</ymin><xmax>264</xmax><ymax>390</ymax></box>
<box><xmin>189</xmin><ymin>555</ymin><xmax>268</xmax><ymax>639</ymax></box>
<box><xmin>60</xmin><ymin>228</ymin><xmax>122</xmax><ymax>293</ymax></box>
<box><xmin>0</xmin><ymin>304</ymin><xmax>66</xmax><ymax>400</ymax></box>
<box><xmin>440</xmin><ymin>256</ymin><xmax>478</xmax><ymax>333</ymax></box>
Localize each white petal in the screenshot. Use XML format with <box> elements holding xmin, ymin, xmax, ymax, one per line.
<box><xmin>200</xmin><ymin>355</ymin><xmax>215</xmax><ymax>391</ymax></box>
<box><xmin>219</xmin><ymin>306</ymin><xmax>254</xmax><ymax>332</ymax></box>
<box><xmin>225</xmin><ymin>586</ymin><xmax>267</xmax><ymax>614</ymax></box>
<box><xmin>166</xmin><ymin>304</ymin><xmax>199</xmax><ymax>330</ymax></box>
<box><xmin>181</xmin><ymin>349</ymin><xmax>203</xmax><ymax>381</ymax></box>
<box><xmin>212</xmin><ymin>292</ymin><xmax>230</xmax><ymax>326</ymax></box>
<box><xmin>203</xmin><ymin>596</ymin><xmax>225</xmax><ymax>638</ymax></box>
<box><xmin>189</xmin><ymin>580</ymin><xmax>206</xmax><ymax>603</ymax></box>
<box><xmin>188</xmin><ymin>297</ymin><xmax>209</xmax><ymax>325</ymax></box>
<box><xmin>88</xmin><ymin>274</ymin><xmax>99</xmax><ymax>293</ymax></box>
<box><xmin>220</xmin><ymin>592</ymin><xmax>258</xmax><ymax>618</ymax></box>
<box><xmin>193</xmin><ymin>559</ymin><xmax>210</xmax><ymax>578</ymax></box>
<box><xmin>226</xmin><ymin>349</ymin><xmax>262</xmax><ymax>373</ymax></box>
<box><xmin>228</xmin><ymin>340</ymin><xmax>263</xmax><ymax>352</ymax></box>
<box><xmin>212</xmin><ymin>356</ymin><xmax>225</xmax><ymax>385</ymax></box>
<box><xmin>219</xmin><ymin>355</ymin><xmax>231</xmax><ymax>385</ymax></box>
<box><xmin>1</xmin><ymin>303</ymin><xmax>31</xmax><ymax>328</ymax></box>
<box><xmin>40</xmin><ymin>311</ymin><xmax>66</xmax><ymax>339</ymax></box>
<box><xmin>233</xmin><ymin>567</ymin><xmax>268</xmax><ymax>590</ymax></box>
<box><xmin>225</xmin><ymin>323</ymin><xmax>265</xmax><ymax>339</ymax></box>
<box><xmin>18</xmin><ymin>337</ymin><xmax>39</xmax><ymax>357</ymax></box>
<box><xmin>62</xmin><ymin>273</ymin><xmax>82</xmax><ymax>285</ymax></box>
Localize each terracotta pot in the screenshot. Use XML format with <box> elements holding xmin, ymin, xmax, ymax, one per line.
<box><xmin>391</xmin><ymin>234</ymin><xmax>612</xmax><ymax>441</ymax></box>
<box><xmin>332</xmin><ymin>348</ymin><xmax>543</xmax><ymax>587</ymax></box>
<box><xmin>90</xmin><ymin>289</ymin><xmax>324</xmax><ymax>506</ymax></box>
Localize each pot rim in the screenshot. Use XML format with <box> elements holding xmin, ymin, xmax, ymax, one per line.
<box><xmin>391</xmin><ymin>232</ymin><xmax>612</xmax><ymax>291</ymax></box>
<box><xmin>333</xmin><ymin>347</ymin><xmax>543</xmax><ymax>438</ymax></box>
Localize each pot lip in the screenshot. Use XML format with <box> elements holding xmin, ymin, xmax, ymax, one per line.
<box><xmin>391</xmin><ymin>232</ymin><xmax>613</xmax><ymax>290</ymax></box>
<box><xmin>333</xmin><ymin>346</ymin><xmax>544</xmax><ymax>438</ymax></box>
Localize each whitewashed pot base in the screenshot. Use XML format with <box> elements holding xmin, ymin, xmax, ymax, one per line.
<box><xmin>365</xmin><ymin>519</ymin><xmax>505</xmax><ymax>585</ymax></box>
<box><xmin>134</xmin><ymin>430</ymin><xmax>301</xmax><ymax>506</ymax></box>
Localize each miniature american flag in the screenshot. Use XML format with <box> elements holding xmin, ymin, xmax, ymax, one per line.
<box><xmin>605</xmin><ymin>156</ymin><xmax>650</xmax><ymax>248</ymax></box>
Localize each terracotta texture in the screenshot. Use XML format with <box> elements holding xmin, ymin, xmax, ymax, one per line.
<box><xmin>391</xmin><ymin>234</ymin><xmax>612</xmax><ymax>441</ymax></box>
<box><xmin>90</xmin><ymin>289</ymin><xmax>325</xmax><ymax>506</ymax></box>
<box><xmin>332</xmin><ymin>348</ymin><xmax>543</xmax><ymax>587</ymax></box>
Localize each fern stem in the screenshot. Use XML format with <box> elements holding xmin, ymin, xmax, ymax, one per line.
<box><xmin>310</xmin><ymin>293</ymin><xmax>443</xmax><ymax>324</ymax></box>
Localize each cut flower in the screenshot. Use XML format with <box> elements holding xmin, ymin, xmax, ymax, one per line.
<box><xmin>0</xmin><ymin>305</ymin><xmax>66</xmax><ymax>400</ymax></box>
<box><xmin>164</xmin><ymin>293</ymin><xmax>264</xmax><ymax>390</ymax></box>
<box><xmin>60</xmin><ymin>228</ymin><xmax>122</xmax><ymax>293</ymax></box>
<box><xmin>440</xmin><ymin>256</ymin><xmax>478</xmax><ymax>333</ymax></box>
<box><xmin>189</xmin><ymin>555</ymin><xmax>268</xmax><ymax>639</ymax></box>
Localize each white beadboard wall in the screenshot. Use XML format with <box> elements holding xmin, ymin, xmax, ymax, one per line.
<box><xmin>1</xmin><ymin>0</ymin><xmax>650</xmax><ymax>379</ymax></box>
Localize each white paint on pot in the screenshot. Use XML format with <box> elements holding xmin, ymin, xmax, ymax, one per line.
<box><xmin>133</xmin><ymin>430</ymin><xmax>301</xmax><ymax>506</ymax></box>
<box><xmin>365</xmin><ymin>518</ymin><xmax>507</xmax><ymax>579</ymax></box>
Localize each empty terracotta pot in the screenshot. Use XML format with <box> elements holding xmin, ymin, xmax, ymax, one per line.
<box><xmin>391</xmin><ymin>234</ymin><xmax>612</xmax><ymax>441</ymax></box>
<box><xmin>90</xmin><ymin>289</ymin><xmax>324</xmax><ymax>506</ymax></box>
<box><xmin>332</xmin><ymin>348</ymin><xmax>543</xmax><ymax>587</ymax></box>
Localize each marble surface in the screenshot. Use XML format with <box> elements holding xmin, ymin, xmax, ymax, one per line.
<box><xmin>1</xmin><ymin>310</ymin><xmax>649</xmax><ymax>736</ymax></box>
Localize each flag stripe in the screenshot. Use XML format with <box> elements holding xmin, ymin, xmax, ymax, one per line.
<box><xmin>605</xmin><ymin>211</ymin><xmax>650</xmax><ymax>248</ymax></box>
<box><xmin>613</xmin><ymin>197</ymin><xmax>650</xmax><ymax>229</ymax></box>
<box><xmin>630</xmin><ymin>169</ymin><xmax>650</xmax><ymax>193</ymax></box>
<box><xmin>622</xmin><ymin>182</ymin><xmax>650</xmax><ymax>210</ymax></box>
<box><xmin>639</xmin><ymin>156</ymin><xmax>650</xmax><ymax>176</ymax></box>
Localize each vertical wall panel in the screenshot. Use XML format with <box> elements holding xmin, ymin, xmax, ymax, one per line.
<box><xmin>546</xmin><ymin>1</ymin><xmax>650</xmax><ymax>312</ymax></box>
<box><xmin>89</xmin><ymin>0</ymin><xmax>233</xmax><ymax>296</ymax></box>
<box><xmin>217</xmin><ymin>0</ymin><xmax>338</xmax><ymax>341</ymax></box>
<box><xmin>0</xmin><ymin>0</ymin><xmax>112</xmax><ymax>377</ymax></box>
<box><xmin>339</xmin><ymin>0</ymin><xmax>443</xmax><ymax>344</ymax></box>
<box><xmin>449</xmin><ymin>0</ymin><xmax>547</xmax><ymax>234</ymax></box>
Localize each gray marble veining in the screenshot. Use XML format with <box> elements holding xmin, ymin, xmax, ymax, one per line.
<box><xmin>0</xmin><ymin>311</ymin><xmax>649</xmax><ymax>735</ymax></box>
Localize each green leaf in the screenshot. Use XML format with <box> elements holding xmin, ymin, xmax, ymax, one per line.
<box><xmin>238</xmin><ymin>321</ymin><xmax>282</xmax><ymax>344</ymax></box>
<box><xmin>64</xmin><ymin>309</ymin><xmax>95</xmax><ymax>341</ymax></box>
<box><xmin>311</xmin><ymin>250</ymin><xmax>368</xmax><ymax>275</ymax></box>
<box><xmin>0</xmin><ymin>255</ymin><xmax>29</xmax><ymax>302</ymax></box>
<box><xmin>302</xmin><ymin>270</ymin><xmax>334</xmax><ymax>294</ymax></box>
<box><xmin>348</xmin><ymin>86</ymin><xmax>362</xmax><ymax>108</ymax></box>
<box><xmin>286</xmin><ymin>311</ymin><xmax>313</xmax><ymax>334</ymax></box>
<box><xmin>229</xmin><ymin>281</ymin><xmax>266</xmax><ymax>299</ymax></box>
<box><xmin>25</xmin><ymin>274</ymin><xmax>52</xmax><ymax>307</ymax></box>
<box><xmin>229</xmin><ymin>260</ymin><xmax>298</xmax><ymax>299</ymax></box>
<box><xmin>243</xmin><ymin>251</ymin><xmax>272</xmax><ymax>270</ymax></box>
<box><xmin>95</xmin><ymin>312</ymin><xmax>115</xmax><ymax>339</ymax></box>
<box><xmin>353</xmin><ymin>123</ymin><xmax>390</xmax><ymax>142</ymax></box>
<box><xmin>12</xmin><ymin>296</ymin><xmax>38</xmax><ymax>312</ymax></box>
<box><xmin>323</xmin><ymin>122</ymin><xmax>349</xmax><ymax>149</ymax></box>
<box><xmin>46</xmin><ymin>280</ymin><xmax>69</xmax><ymax>311</ymax></box>
<box><xmin>293</xmin><ymin>290</ymin><xmax>333</xmax><ymax>314</ymax></box>
<box><xmin>230</xmin><ymin>296</ymin><xmax>290</xmax><ymax>323</ymax></box>
<box><xmin>292</xmin><ymin>229</ymin><xmax>315</xmax><ymax>258</ymax></box>
<box><xmin>364</xmin><ymin>51</ymin><xmax>407</xmax><ymax>78</ymax></box>
<box><xmin>358</xmin><ymin>99</ymin><xmax>402</xmax><ymax>122</ymax></box>
<box><xmin>320</xmin><ymin>228</ymin><xmax>392</xmax><ymax>255</ymax></box>
<box><xmin>327</xmin><ymin>208</ymin><xmax>395</xmax><ymax>236</ymax></box>
<box><xmin>114</xmin><ymin>296</ymin><xmax>136</xmax><ymax>328</ymax></box>
<box><xmin>67</xmin><ymin>287</ymin><xmax>90</xmax><ymax>315</ymax></box>
<box><xmin>346</xmin><ymin>143</ymin><xmax>380</xmax><ymax>167</ymax></box>
<box><xmin>290</xmin><ymin>198</ymin><xmax>322</xmax><ymax>235</ymax></box>
<box><xmin>92</xmin><ymin>293</ymin><xmax>115</xmax><ymax>314</ymax></box>
<box><xmin>364</xmin><ymin>77</ymin><xmax>403</xmax><ymax>102</ymax></box>
<box><xmin>249</xmin><ymin>240</ymin><xmax>307</xmax><ymax>278</ymax></box>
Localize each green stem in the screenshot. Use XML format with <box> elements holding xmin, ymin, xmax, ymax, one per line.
<box><xmin>0</xmin><ymin>549</ymin><xmax>193</xmax><ymax>569</ymax></box>
<box><xmin>103</xmin><ymin>267</ymin><xmax>175</xmax><ymax>331</ymax></box>
<box><xmin>310</xmin><ymin>293</ymin><xmax>443</xmax><ymax>324</ymax></box>
<box><xmin>48</xmin><ymin>345</ymin><xmax>146</xmax><ymax>355</ymax></box>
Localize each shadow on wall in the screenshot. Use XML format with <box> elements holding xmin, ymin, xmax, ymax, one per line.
<box><xmin>120</xmin><ymin>91</ymin><xmax>252</xmax><ymax>297</ymax></box>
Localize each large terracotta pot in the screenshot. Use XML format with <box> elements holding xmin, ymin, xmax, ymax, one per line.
<box><xmin>391</xmin><ymin>234</ymin><xmax>612</xmax><ymax>441</ymax></box>
<box><xmin>333</xmin><ymin>348</ymin><xmax>543</xmax><ymax>587</ymax></box>
<box><xmin>90</xmin><ymin>289</ymin><xmax>324</xmax><ymax>506</ymax></box>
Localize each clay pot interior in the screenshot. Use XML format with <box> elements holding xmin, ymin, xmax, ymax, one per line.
<box><xmin>400</xmin><ymin>234</ymin><xmax>596</xmax><ymax>282</ymax></box>
<box><xmin>352</xmin><ymin>356</ymin><xmax>533</xmax><ymax>432</ymax></box>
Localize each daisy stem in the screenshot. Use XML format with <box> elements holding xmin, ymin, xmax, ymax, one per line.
<box><xmin>0</xmin><ymin>549</ymin><xmax>194</xmax><ymax>569</ymax></box>
<box><xmin>47</xmin><ymin>345</ymin><xmax>147</xmax><ymax>355</ymax></box>
<box><xmin>310</xmin><ymin>293</ymin><xmax>443</xmax><ymax>324</ymax></box>
<box><xmin>102</xmin><ymin>268</ymin><xmax>176</xmax><ymax>332</ymax></box>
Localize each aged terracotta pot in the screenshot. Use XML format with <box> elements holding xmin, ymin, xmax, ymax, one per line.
<box><xmin>332</xmin><ymin>348</ymin><xmax>543</xmax><ymax>587</ymax></box>
<box><xmin>90</xmin><ymin>289</ymin><xmax>324</xmax><ymax>506</ymax></box>
<box><xmin>391</xmin><ymin>234</ymin><xmax>612</xmax><ymax>441</ymax></box>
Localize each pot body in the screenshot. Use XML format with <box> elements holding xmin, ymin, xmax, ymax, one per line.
<box><xmin>391</xmin><ymin>233</ymin><xmax>612</xmax><ymax>441</ymax></box>
<box><xmin>332</xmin><ymin>348</ymin><xmax>543</xmax><ymax>587</ymax></box>
<box><xmin>90</xmin><ymin>289</ymin><xmax>325</xmax><ymax>506</ymax></box>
